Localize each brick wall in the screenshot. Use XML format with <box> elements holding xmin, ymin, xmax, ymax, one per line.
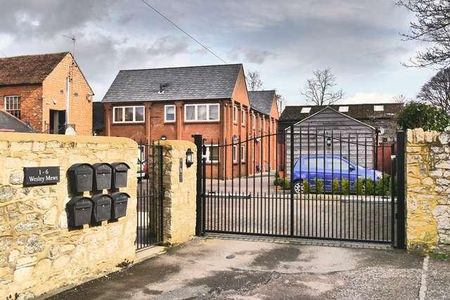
<box><xmin>0</xmin><ymin>85</ymin><xmax>43</xmax><ymax>130</ymax></box>
<box><xmin>43</xmin><ymin>53</ymin><xmax>93</xmax><ymax>135</ymax></box>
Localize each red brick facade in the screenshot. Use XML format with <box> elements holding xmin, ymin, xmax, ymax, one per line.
<box><xmin>0</xmin><ymin>53</ymin><xmax>93</xmax><ymax>135</ymax></box>
<box><xmin>103</xmin><ymin>67</ymin><xmax>279</xmax><ymax>178</ymax></box>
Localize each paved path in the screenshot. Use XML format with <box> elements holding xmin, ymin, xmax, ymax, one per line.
<box><xmin>49</xmin><ymin>237</ymin><xmax>450</xmax><ymax>299</ymax></box>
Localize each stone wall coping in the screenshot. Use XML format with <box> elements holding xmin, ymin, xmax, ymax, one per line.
<box><xmin>0</xmin><ymin>132</ymin><xmax>137</xmax><ymax>147</ymax></box>
<box><xmin>159</xmin><ymin>140</ymin><xmax>196</xmax><ymax>150</ymax></box>
<box><xmin>407</xmin><ymin>128</ymin><xmax>444</xmax><ymax>145</ymax></box>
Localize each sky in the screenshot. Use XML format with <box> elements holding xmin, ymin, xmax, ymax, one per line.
<box><xmin>0</xmin><ymin>0</ymin><xmax>439</xmax><ymax>107</ymax></box>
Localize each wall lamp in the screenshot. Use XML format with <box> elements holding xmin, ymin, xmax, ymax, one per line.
<box><xmin>186</xmin><ymin>148</ymin><xmax>194</xmax><ymax>168</ymax></box>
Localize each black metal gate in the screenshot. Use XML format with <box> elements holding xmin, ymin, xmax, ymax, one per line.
<box><xmin>194</xmin><ymin>128</ymin><xmax>406</xmax><ymax>248</ymax></box>
<box><xmin>136</xmin><ymin>142</ymin><xmax>164</xmax><ymax>250</ymax></box>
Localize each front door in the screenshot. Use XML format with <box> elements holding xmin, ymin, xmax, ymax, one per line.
<box><xmin>49</xmin><ymin>110</ymin><xmax>66</xmax><ymax>134</ymax></box>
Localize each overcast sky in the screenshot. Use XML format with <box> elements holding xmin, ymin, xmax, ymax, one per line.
<box><xmin>0</xmin><ymin>0</ymin><xmax>438</xmax><ymax>106</ymax></box>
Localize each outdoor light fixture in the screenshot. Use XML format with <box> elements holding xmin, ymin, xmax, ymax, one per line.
<box><xmin>326</xmin><ymin>137</ymin><xmax>332</xmax><ymax>147</ymax></box>
<box><xmin>160</xmin><ymin>135</ymin><xmax>167</xmax><ymax>141</ymax></box>
<box><xmin>186</xmin><ymin>148</ymin><xmax>194</xmax><ymax>168</ymax></box>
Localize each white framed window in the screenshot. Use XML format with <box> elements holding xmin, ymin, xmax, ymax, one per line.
<box><xmin>113</xmin><ymin>106</ymin><xmax>145</xmax><ymax>124</ymax></box>
<box><xmin>252</xmin><ymin>113</ymin><xmax>256</xmax><ymax>130</ymax></box>
<box><xmin>184</xmin><ymin>104</ymin><xmax>220</xmax><ymax>122</ymax></box>
<box><xmin>241</xmin><ymin>109</ymin><xmax>246</xmax><ymax>126</ymax></box>
<box><xmin>233</xmin><ymin>106</ymin><xmax>238</xmax><ymax>123</ymax></box>
<box><xmin>205</xmin><ymin>145</ymin><xmax>219</xmax><ymax>163</ymax></box>
<box><xmin>164</xmin><ymin>105</ymin><xmax>176</xmax><ymax>122</ymax></box>
<box><xmin>232</xmin><ymin>144</ymin><xmax>238</xmax><ymax>163</ymax></box>
<box><xmin>240</xmin><ymin>145</ymin><xmax>246</xmax><ymax>162</ymax></box>
<box><xmin>4</xmin><ymin>96</ymin><xmax>21</xmax><ymax>118</ymax></box>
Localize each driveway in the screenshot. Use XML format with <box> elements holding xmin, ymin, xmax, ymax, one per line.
<box><xmin>49</xmin><ymin>237</ymin><xmax>449</xmax><ymax>299</ymax></box>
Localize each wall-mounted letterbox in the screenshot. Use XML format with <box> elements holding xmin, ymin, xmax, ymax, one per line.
<box><xmin>93</xmin><ymin>163</ymin><xmax>113</xmax><ymax>190</ymax></box>
<box><xmin>111</xmin><ymin>162</ymin><xmax>130</xmax><ymax>188</ymax></box>
<box><xmin>92</xmin><ymin>194</ymin><xmax>112</xmax><ymax>222</ymax></box>
<box><xmin>111</xmin><ymin>192</ymin><xmax>130</xmax><ymax>219</ymax></box>
<box><xmin>68</xmin><ymin>163</ymin><xmax>94</xmax><ymax>193</ymax></box>
<box><xmin>66</xmin><ymin>196</ymin><xmax>93</xmax><ymax>227</ymax></box>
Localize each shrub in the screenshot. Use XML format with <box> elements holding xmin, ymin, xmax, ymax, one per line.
<box><xmin>397</xmin><ymin>102</ymin><xmax>450</xmax><ymax>132</ymax></box>
<box><xmin>280</xmin><ymin>178</ymin><xmax>290</xmax><ymax>190</ymax></box>
<box><xmin>364</xmin><ymin>179</ymin><xmax>375</xmax><ymax>195</ymax></box>
<box><xmin>273</xmin><ymin>174</ymin><xmax>282</xmax><ymax>186</ymax></box>
<box><xmin>315</xmin><ymin>178</ymin><xmax>324</xmax><ymax>193</ymax></box>
<box><xmin>331</xmin><ymin>179</ymin><xmax>340</xmax><ymax>194</ymax></box>
<box><xmin>303</xmin><ymin>181</ymin><xmax>310</xmax><ymax>194</ymax></box>
<box><xmin>356</xmin><ymin>179</ymin><xmax>365</xmax><ymax>195</ymax></box>
<box><xmin>341</xmin><ymin>179</ymin><xmax>350</xmax><ymax>195</ymax></box>
<box><xmin>375</xmin><ymin>175</ymin><xmax>391</xmax><ymax>196</ymax></box>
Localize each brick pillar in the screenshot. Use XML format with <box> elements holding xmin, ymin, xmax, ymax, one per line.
<box><xmin>175</xmin><ymin>101</ymin><xmax>183</xmax><ymax>140</ymax></box>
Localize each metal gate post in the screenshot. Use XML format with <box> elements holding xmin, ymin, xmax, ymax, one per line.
<box><xmin>193</xmin><ymin>134</ymin><xmax>205</xmax><ymax>236</ymax></box>
<box><xmin>290</xmin><ymin>126</ymin><xmax>295</xmax><ymax>236</ymax></box>
<box><xmin>395</xmin><ymin>131</ymin><xmax>406</xmax><ymax>249</ymax></box>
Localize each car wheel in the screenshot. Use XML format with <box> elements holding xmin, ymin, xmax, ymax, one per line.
<box><xmin>293</xmin><ymin>181</ymin><xmax>304</xmax><ymax>194</ymax></box>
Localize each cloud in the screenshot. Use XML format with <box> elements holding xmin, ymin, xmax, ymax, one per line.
<box><xmin>228</xmin><ymin>48</ymin><xmax>275</xmax><ymax>64</ymax></box>
<box><xmin>341</xmin><ymin>92</ymin><xmax>398</xmax><ymax>104</ymax></box>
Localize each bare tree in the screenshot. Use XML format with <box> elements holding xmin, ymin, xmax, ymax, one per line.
<box><xmin>392</xmin><ymin>94</ymin><xmax>408</xmax><ymax>103</ymax></box>
<box><xmin>418</xmin><ymin>68</ymin><xmax>450</xmax><ymax>113</ymax></box>
<box><xmin>397</xmin><ymin>0</ymin><xmax>450</xmax><ymax>67</ymax></box>
<box><xmin>301</xmin><ymin>68</ymin><xmax>343</xmax><ymax>106</ymax></box>
<box><xmin>246</xmin><ymin>71</ymin><xmax>263</xmax><ymax>91</ymax></box>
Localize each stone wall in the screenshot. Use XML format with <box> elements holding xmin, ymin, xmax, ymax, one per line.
<box><xmin>0</xmin><ymin>133</ymin><xmax>137</xmax><ymax>299</ymax></box>
<box><xmin>406</xmin><ymin>128</ymin><xmax>450</xmax><ymax>253</ymax></box>
<box><xmin>159</xmin><ymin>140</ymin><xmax>197</xmax><ymax>244</ymax></box>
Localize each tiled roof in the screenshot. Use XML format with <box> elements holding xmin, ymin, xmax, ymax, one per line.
<box><xmin>248</xmin><ymin>90</ymin><xmax>275</xmax><ymax>116</ymax></box>
<box><xmin>102</xmin><ymin>64</ymin><xmax>243</xmax><ymax>103</ymax></box>
<box><xmin>0</xmin><ymin>52</ymin><xmax>68</xmax><ymax>86</ymax></box>
<box><xmin>280</xmin><ymin>103</ymin><xmax>404</xmax><ymax>122</ymax></box>
<box><xmin>0</xmin><ymin>111</ymin><xmax>34</xmax><ymax>132</ymax></box>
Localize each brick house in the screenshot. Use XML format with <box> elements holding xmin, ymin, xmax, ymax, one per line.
<box><xmin>100</xmin><ymin>64</ymin><xmax>279</xmax><ymax>178</ymax></box>
<box><xmin>0</xmin><ymin>52</ymin><xmax>94</xmax><ymax>135</ymax></box>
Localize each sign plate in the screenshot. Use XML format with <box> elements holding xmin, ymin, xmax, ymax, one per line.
<box><xmin>23</xmin><ymin>167</ymin><xmax>60</xmax><ymax>186</ymax></box>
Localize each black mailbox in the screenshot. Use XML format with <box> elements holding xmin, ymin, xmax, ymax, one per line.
<box><xmin>66</xmin><ymin>196</ymin><xmax>93</xmax><ymax>227</ymax></box>
<box><xmin>93</xmin><ymin>163</ymin><xmax>113</xmax><ymax>190</ymax></box>
<box><xmin>92</xmin><ymin>194</ymin><xmax>112</xmax><ymax>222</ymax></box>
<box><xmin>68</xmin><ymin>163</ymin><xmax>94</xmax><ymax>193</ymax></box>
<box><xmin>111</xmin><ymin>192</ymin><xmax>130</xmax><ymax>219</ymax></box>
<box><xmin>111</xmin><ymin>162</ymin><xmax>130</xmax><ymax>188</ymax></box>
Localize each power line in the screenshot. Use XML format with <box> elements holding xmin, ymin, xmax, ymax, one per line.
<box><xmin>140</xmin><ymin>0</ymin><xmax>227</xmax><ymax>64</ymax></box>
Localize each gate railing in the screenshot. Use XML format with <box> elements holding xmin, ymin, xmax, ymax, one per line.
<box><xmin>136</xmin><ymin>141</ymin><xmax>164</xmax><ymax>250</ymax></box>
<box><xmin>194</xmin><ymin>127</ymin><xmax>406</xmax><ymax>245</ymax></box>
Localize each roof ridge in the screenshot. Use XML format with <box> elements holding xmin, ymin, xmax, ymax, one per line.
<box><xmin>119</xmin><ymin>63</ymin><xmax>243</xmax><ymax>72</ymax></box>
<box><xmin>0</xmin><ymin>51</ymin><xmax>69</xmax><ymax>60</ymax></box>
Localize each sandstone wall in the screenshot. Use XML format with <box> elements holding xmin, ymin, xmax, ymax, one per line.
<box><xmin>0</xmin><ymin>133</ymin><xmax>137</xmax><ymax>299</ymax></box>
<box><xmin>406</xmin><ymin>128</ymin><xmax>450</xmax><ymax>253</ymax></box>
<box><xmin>159</xmin><ymin>140</ymin><xmax>197</xmax><ymax>244</ymax></box>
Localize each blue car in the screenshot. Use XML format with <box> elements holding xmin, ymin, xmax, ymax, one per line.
<box><xmin>292</xmin><ymin>155</ymin><xmax>383</xmax><ymax>194</ymax></box>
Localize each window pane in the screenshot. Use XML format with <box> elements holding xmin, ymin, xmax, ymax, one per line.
<box><xmin>210</xmin><ymin>146</ymin><xmax>219</xmax><ymax>161</ymax></box>
<box><xmin>232</xmin><ymin>145</ymin><xmax>237</xmax><ymax>161</ymax></box>
<box><xmin>125</xmin><ymin>107</ymin><xmax>134</xmax><ymax>121</ymax></box>
<box><xmin>114</xmin><ymin>108</ymin><xmax>123</xmax><ymax>122</ymax></box>
<box><xmin>135</xmin><ymin>107</ymin><xmax>144</xmax><ymax>122</ymax></box>
<box><xmin>209</xmin><ymin>105</ymin><xmax>219</xmax><ymax>120</ymax></box>
<box><xmin>186</xmin><ymin>106</ymin><xmax>195</xmax><ymax>120</ymax></box>
<box><xmin>198</xmin><ymin>105</ymin><xmax>207</xmax><ymax>120</ymax></box>
<box><xmin>165</xmin><ymin>106</ymin><xmax>175</xmax><ymax>121</ymax></box>
<box><xmin>240</xmin><ymin>146</ymin><xmax>245</xmax><ymax>161</ymax></box>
